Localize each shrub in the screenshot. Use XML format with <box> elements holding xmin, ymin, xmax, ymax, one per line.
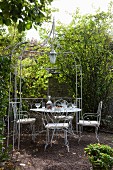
<box><xmin>84</xmin><ymin>143</ymin><xmax>113</xmax><ymax>170</ymax></box>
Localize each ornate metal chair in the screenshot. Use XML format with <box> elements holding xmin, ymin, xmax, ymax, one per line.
<box><xmin>77</xmin><ymin>101</ymin><xmax>103</xmax><ymax>143</ymax></box>
<box><xmin>54</xmin><ymin>99</ymin><xmax>74</xmax><ymax>132</ymax></box>
<box><xmin>11</xmin><ymin>102</ymin><xmax>36</xmax><ymax>142</ymax></box>
<box><xmin>42</xmin><ymin>109</ymin><xmax>70</xmax><ymax>152</ymax></box>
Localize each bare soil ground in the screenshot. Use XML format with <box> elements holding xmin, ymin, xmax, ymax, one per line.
<box><xmin>2</xmin><ymin>131</ymin><xmax>113</xmax><ymax>170</ymax></box>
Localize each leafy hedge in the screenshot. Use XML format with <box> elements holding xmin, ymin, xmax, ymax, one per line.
<box><xmin>0</xmin><ymin>55</ymin><xmax>11</xmax><ymax>161</ymax></box>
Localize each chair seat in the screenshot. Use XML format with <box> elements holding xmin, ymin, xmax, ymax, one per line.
<box><xmin>45</xmin><ymin>123</ymin><xmax>69</xmax><ymax>129</ymax></box>
<box><xmin>78</xmin><ymin>120</ymin><xmax>99</xmax><ymax>126</ymax></box>
<box><xmin>54</xmin><ymin>115</ymin><xmax>73</xmax><ymax>120</ymax></box>
<box><xmin>66</xmin><ymin>116</ymin><xmax>73</xmax><ymax>120</ymax></box>
<box><xmin>17</xmin><ymin>118</ymin><xmax>36</xmax><ymax>124</ymax></box>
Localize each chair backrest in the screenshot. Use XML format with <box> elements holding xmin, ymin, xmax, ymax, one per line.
<box><xmin>16</xmin><ymin>113</ymin><xmax>29</xmax><ymax>120</ymax></box>
<box><xmin>11</xmin><ymin>102</ymin><xmax>19</xmax><ymax>120</ymax></box>
<box><xmin>42</xmin><ymin>109</ymin><xmax>69</xmax><ymax>127</ymax></box>
<box><xmin>54</xmin><ymin>99</ymin><xmax>68</xmax><ymax>108</ymax></box>
<box><xmin>11</xmin><ymin>102</ymin><xmax>29</xmax><ymax>121</ymax></box>
<box><xmin>97</xmin><ymin>101</ymin><xmax>103</xmax><ymax>124</ymax></box>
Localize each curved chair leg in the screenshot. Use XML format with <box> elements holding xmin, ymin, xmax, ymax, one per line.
<box><xmin>64</xmin><ymin>129</ymin><xmax>69</xmax><ymax>152</ymax></box>
<box><xmin>78</xmin><ymin>125</ymin><xmax>82</xmax><ymax>144</ymax></box>
<box><xmin>50</xmin><ymin>129</ymin><xmax>56</xmax><ymax>147</ymax></box>
<box><xmin>68</xmin><ymin>120</ymin><xmax>73</xmax><ymax>134</ymax></box>
<box><xmin>45</xmin><ymin>128</ymin><xmax>50</xmax><ymax>150</ymax></box>
<box><xmin>95</xmin><ymin>126</ymin><xmax>99</xmax><ymax>142</ymax></box>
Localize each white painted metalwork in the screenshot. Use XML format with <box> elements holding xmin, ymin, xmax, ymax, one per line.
<box><xmin>42</xmin><ymin>109</ymin><xmax>70</xmax><ymax>151</ymax></box>
<box><xmin>6</xmin><ymin>19</ymin><xmax>82</xmax><ymax>151</ymax></box>
<box><xmin>10</xmin><ymin>102</ymin><xmax>36</xmax><ymax>150</ymax></box>
<box><xmin>77</xmin><ymin>101</ymin><xmax>103</xmax><ymax>143</ymax></box>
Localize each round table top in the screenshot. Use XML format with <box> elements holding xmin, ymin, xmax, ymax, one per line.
<box><xmin>30</xmin><ymin>107</ymin><xmax>81</xmax><ymax>113</ymax></box>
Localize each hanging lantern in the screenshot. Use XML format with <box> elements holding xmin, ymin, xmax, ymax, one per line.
<box><xmin>49</xmin><ymin>17</ymin><xmax>57</xmax><ymax>64</ymax></box>
<box><xmin>49</xmin><ymin>49</ymin><xmax>57</xmax><ymax>64</ymax></box>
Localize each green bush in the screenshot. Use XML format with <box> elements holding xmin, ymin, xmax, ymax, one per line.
<box><xmin>85</xmin><ymin>143</ymin><xmax>113</xmax><ymax>170</ymax></box>
<box><xmin>0</xmin><ymin>56</ymin><xmax>11</xmax><ymax>162</ymax></box>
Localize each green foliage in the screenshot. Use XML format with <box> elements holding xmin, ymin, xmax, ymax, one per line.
<box><xmin>55</xmin><ymin>8</ymin><xmax>113</xmax><ymax>112</ymax></box>
<box><xmin>0</xmin><ymin>0</ymin><xmax>53</xmax><ymax>32</ymax></box>
<box><xmin>0</xmin><ymin>25</ymin><xmax>26</xmax><ymax>57</ymax></box>
<box><xmin>0</xmin><ymin>143</ymin><xmax>12</xmax><ymax>162</ymax></box>
<box><xmin>14</xmin><ymin>45</ymin><xmax>54</xmax><ymax>98</ymax></box>
<box><xmin>0</xmin><ymin>55</ymin><xmax>11</xmax><ymax>161</ymax></box>
<box><xmin>0</xmin><ymin>56</ymin><xmax>11</xmax><ymax>116</ymax></box>
<box><xmin>0</xmin><ymin>28</ymin><xmax>26</xmax><ymax>161</ymax></box>
<box><xmin>85</xmin><ymin>143</ymin><xmax>113</xmax><ymax>170</ymax></box>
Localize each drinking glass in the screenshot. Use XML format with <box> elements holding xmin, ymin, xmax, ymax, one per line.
<box><xmin>35</xmin><ymin>103</ymin><xmax>41</xmax><ymax>108</ymax></box>
<box><xmin>72</xmin><ymin>103</ymin><xmax>77</xmax><ymax>108</ymax></box>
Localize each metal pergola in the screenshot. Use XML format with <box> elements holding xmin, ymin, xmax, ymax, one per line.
<box><xmin>6</xmin><ymin>20</ymin><xmax>82</xmax><ymax>150</ymax></box>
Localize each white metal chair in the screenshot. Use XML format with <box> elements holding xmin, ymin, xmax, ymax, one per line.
<box><xmin>54</xmin><ymin>99</ymin><xmax>74</xmax><ymax>132</ymax></box>
<box><xmin>16</xmin><ymin>113</ymin><xmax>36</xmax><ymax>141</ymax></box>
<box><xmin>11</xmin><ymin>102</ymin><xmax>36</xmax><ymax>142</ymax></box>
<box><xmin>42</xmin><ymin>109</ymin><xmax>70</xmax><ymax>152</ymax></box>
<box><xmin>77</xmin><ymin>101</ymin><xmax>103</xmax><ymax>143</ymax></box>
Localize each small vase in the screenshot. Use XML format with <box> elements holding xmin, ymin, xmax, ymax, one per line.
<box><xmin>46</xmin><ymin>96</ymin><xmax>53</xmax><ymax>109</ymax></box>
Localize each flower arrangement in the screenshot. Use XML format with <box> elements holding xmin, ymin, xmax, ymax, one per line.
<box><xmin>84</xmin><ymin>143</ymin><xmax>113</xmax><ymax>170</ymax></box>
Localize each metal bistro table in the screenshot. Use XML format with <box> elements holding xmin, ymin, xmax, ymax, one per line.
<box><xmin>30</xmin><ymin>107</ymin><xmax>81</xmax><ymax>133</ymax></box>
